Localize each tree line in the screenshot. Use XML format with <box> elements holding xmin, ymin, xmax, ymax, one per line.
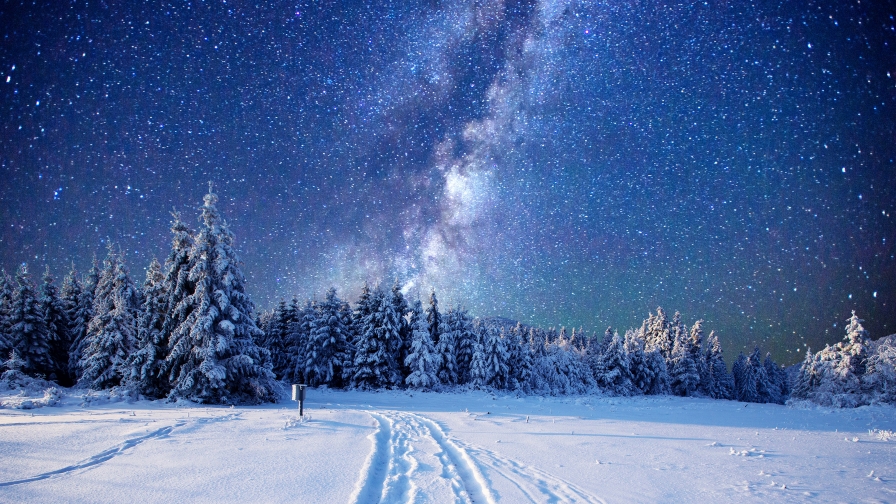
<box><xmin>0</xmin><ymin>184</ymin><xmax>891</xmax><ymax>407</ymax></box>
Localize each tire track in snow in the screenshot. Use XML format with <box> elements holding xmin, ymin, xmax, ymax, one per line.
<box><xmin>455</xmin><ymin>441</ymin><xmax>605</xmax><ymax>504</ymax></box>
<box><xmin>0</xmin><ymin>422</ymin><xmax>180</xmax><ymax>487</ymax></box>
<box><xmin>407</xmin><ymin>413</ymin><xmax>497</xmax><ymax>504</ymax></box>
<box><xmin>379</xmin><ymin>412</ymin><xmax>419</xmax><ymax>503</ymax></box>
<box><xmin>348</xmin><ymin>412</ymin><xmax>391</xmax><ymax>504</ymax></box>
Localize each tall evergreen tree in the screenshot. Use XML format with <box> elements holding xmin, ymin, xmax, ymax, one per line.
<box><xmin>160</xmin><ymin>209</ymin><xmax>194</xmax><ymax>339</ymax></box>
<box><xmin>390</xmin><ymin>280</ymin><xmax>411</xmax><ymax>375</ymax></box>
<box><xmin>436</xmin><ymin>307</ymin><xmax>462</xmax><ymax>386</ymax></box>
<box><xmin>595</xmin><ymin>331</ymin><xmax>635</xmax><ymax>395</ymax></box>
<box><xmin>704</xmin><ymin>331</ymin><xmax>733</xmax><ymax>399</ymax></box>
<box><xmin>9</xmin><ymin>264</ymin><xmax>54</xmax><ymax>379</ymax></box>
<box><xmin>60</xmin><ymin>264</ymin><xmax>84</xmax><ymax>379</ymax></box>
<box><xmin>126</xmin><ymin>258</ymin><xmax>169</xmax><ymax>397</ymax></box>
<box><xmin>643</xmin><ymin>307</ymin><xmax>673</xmax><ymax>360</ymax></box>
<box><xmin>0</xmin><ymin>270</ymin><xmax>13</xmax><ymax>357</ymax></box>
<box><xmin>288</xmin><ymin>299</ymin><xmax>316</xmax><ymax>384</ymax></box>
<box><xmin>425</xmin><ymin>289</ymin><xmax>442</xmax><ymax>348</ymax></box>
<box><xmin>259</xmin><ymin>299</ymin><xmax>293</xmax><ymax>380</ymax></box>
<box><xmin>70</xmin><ymin>257</ymin><xmax>100</xmax><ymax>381</ymax></box>
<box><xmin>506</xmin><ymin>322</ymin><xmax>532</xmax><ymax>391</ymax></box>
<box><xmin>161</xmin><ymin>184</ymin><xmax>276</xmax><ymax>404</ymax></box>
<box><xmin>349</xmin><ymin>287</ymin><xmax>402</xmax><ymax>389</ymax></box>
<box><xmin>40</xmin><ymin>266</ymin><xmax>72</xmax><ymax>385</ymax></box>
<box><xmin>763</xmin><ymin>352</ymin><xmax>788</xmax><ymax>404</ymax></box>
<box><xmin>304</xmin><ymin>288</ymin><xmax>351</xmax><ymax>387</ymax></box>
<box><xmin>405</xmin><ymin>300</ymin><xmax>440</xmax><ymax>390</ymax></box>
<box><xmin>79</xmin><ymin>245</ymin><xmax>139</xmax><ymax>389</ymax></box>
<box><xmin>669</xmin><ymin>321</ymin><xmax>700</xmax><ymax>397</ymax></box>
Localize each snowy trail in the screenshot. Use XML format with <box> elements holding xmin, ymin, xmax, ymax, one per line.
<box><xmin>350</xmin><ymin>410</ymin><xmax>495</xmax><ymax>503</ymax></box>
<box><xmin>455</xmin><ymin>441</ymin><xmax>605</xmax><ymax>503</ymax></box>
<box><xmin>0</xmin><ymin>422</ymin><xmax>180</xmax><ymax>487</ymax></box>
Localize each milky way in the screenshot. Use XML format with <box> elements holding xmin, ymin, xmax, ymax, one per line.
<box><xmin>1</xmin><ymin>0</ymin><xmax>894</xmax><ymax>363</ymax></box>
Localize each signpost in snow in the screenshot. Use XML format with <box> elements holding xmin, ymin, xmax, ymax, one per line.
<box><xmin>292</xmin><ymin>384</ymin><xmax>307</xmax><ymax>417</ymax></box>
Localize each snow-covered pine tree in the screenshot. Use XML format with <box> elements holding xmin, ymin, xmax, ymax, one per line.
<box><xmin>304</xmin><ymin>288</ymin><xmax>351</xmax><ymax>387</ymax></box>
<box><xmin>864</xmin><ymin>336</ymin><xmax>896</xmax><ymax>404</ymax></box>
<box><xmin>623</xmin><ymin>329</ymin><xmax>649</xmax><ymax>394</ymax></box>
<box><xmin>425</xmin><ymin>289</ymin><xmax>442</xmax><ymax>347</ymax></box>
<box><xmin>0</xmin><ymin>270</ymin><xmax>13</xmax><ymax>358</ymax></box>
<box><xmin>283</xmin><ymin>299</ymin><xmax>315</xmax><ymax>384</ymax></box>
<box><xmin>436</xmin><ymin>307</ymin><xmax>461</xmax><ymax>386</ymax></box>
<box><xmin>506</xmin><ymin>322</ymin><xmax>532</xmax><ymax>391</ymax></box>
<box><xmin>69</xmin><ymin>257</ymin><xmax>99</xmax><ymax>381</ymax></box>
<box><xmin>162</xmin><ymin>184</ymin><xmax>276</xmax><ymax>404</ymax></box>
<box><xmin>688</xmin><ymin>320</ymin><xmax>709</xmax><ymax>394</ymax></box>
<box><xmin>405</xmin><ymin>300</ymin><xmax>440</xmax><ymax>390</ymax></box>
<box><xmin>126</xmin><ymin>258</ymin><xmax>168</xmax><ymax>397</ymax></box>
<box><xmin>732</xmin><ymin>348</ymin><xmax>770</xmax><ymax>403</ymax></box>
<box><xmin>160</xmin><ymin>209</ymin><xmax>194</xmax><ymax>353</ymax></box>
<box><xmin>452</xmin><ymin>308</ymin><xmax>476</xmax><ymax>384</ymax></box>
<box><xmin>595</xmin><ymin>331</ymin><xmax>635</xmax><ymax>396</ymax></box>
<box><xmin>9</xmin><ymin>264</ymin><xmax>54</xmax><ymax>379</ymax></box>
<box><xmin>40</xmin><ymin>266</ymin><xmax>72</xmax><ymax>385</ymax></box>
<box><xmin>349</xmin><ymin>287</ymin><xmax>402</xmax><ymax>389</ymax></box>
<box><xmin>643</xmin><ymin>346</ymin><xmax>671</xmax><ymax>395</ymax></box>
<box><xmin>789</xmin><ymin>348</ymin><xmax>819</xmax><ymax>400</ymax></box>
<box><xmin>839</xmin><ymin>311</ymin><xmax>870</xmax><ymax>378</ymax></box>
<box><xmin>60</xmin><ymin>264</ymin><xmax>85</xmax><ymax>379</ymax></box>
<box><xmin>352</xmin><ymin>282</ymin><xmax>374</xmax><ymax>343</ymax></box>
<box><xmin>79</xmin><ymin>244</ymin><xmax>140</xmax><ymax>390</ymax></box>
<box><xmin>669</xmin><ymin>320</ymin><xmax>700</xmax><ymax>397</ymax></box>
<box><xmin>390</xmin><ymin>280</ymin><xmax>411</xmax><ymax>377</ymax></box>
<box><xmin>704</xmin><ymin>331</ymin><xmax>733</xmax><ymax>399</ymax></box>
<box><xmin>259</xmin><ymin>299</ymin><xmax>292</xmax><ymax>380</ymax></box>
<box><xmin>643</xmin><ymin>307</ymin><xmax>673</xmax><ymax>361</ymax></box>
<box><xmin>763</xmin><ymin>352</ymin><xmax>787</xmax><ymax>404</ymax></box>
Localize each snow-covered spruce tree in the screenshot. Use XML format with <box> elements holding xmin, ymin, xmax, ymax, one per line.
<box><xmin>623</xmin><ymin>329</ymin><xmax>649</xmax><ymax>394</ymax></box>
<box><xmin>259</xmin><ymin>299</ymin><xmax>294</xmax><ymax>380</ymax></box>
<box><xmin>40</xmin><ymin>266</ymin><xmax>73</xmax><ymax>385</ymax></box>
<box><xmin>349</xmin><ymin>287</ymin><xmax>402</xmax><ymax>389</ymax></box>
<box><xmin>643</xmin><ymin>307</ymin><xmax>673</xmax><ymax>361</ymax></box>
<box><xmin>287</xmin><ymin>299</ymin><xmax>315</xmax><ymax>384</ymax></box>
<box><xmin>390</xmin><ymin>280</ymin><xmax>411</xmax><ymax>377</ymax></box>
<box><xmin>162</xmin><ymin>185</ymin><xmax>276</xmax><ymax>404</ymax></box>
<box><xmin>689</xmin><ymin>320</ymin><xmax>709</xmax><ymax>394</ymax></box>
<box><xmin>352</xmin><ymin>282</ymin><xmax>374</xmax><ymax>343</ymax></box>
<box><xmin>425</xmin><ymin>290</ymin><xmax>442</xmax><ymax>348</ymax></box>
<box><xmin>159</xmin><ymin>210</ymin><xmax>194</xmax><ymax>354</ymax></box>
<box><xmin>506</xmin><ymin>322</ymin><xmax>532</xmax><ymax>391</ymax></box>
<box><xmin>69</xmin><ymin>257</ymin><xmax>100</xmax><ymax>381</ymax></box>
<box><xmin>763</xmin><ymin>352</ymin><xmax>788</xmax><ymax>404</ymax></box>
<box><xmin>669</xmin><ymin>321</ymin><xmax>700</xmax><ymax>397</ymax></box>
<box><xmin>405</xmin><ymin>300</ymin><xmax>440</xmax><ymax>390</ymax></box>
<box><xmin>304</xmin><ymin>288</ymin><xmax>351</xmax><ymax>387</ymax></box>
<box><xmin>60</xmin><ymin>264</ymin><xmax>85</xmax><ymax>379</ymax></box>
<box><xmin>704</xmin><ymin>331</ymin><xmax>733</xmax><ymax>399</ymax></box>
<box><xmin>0</xmin><ymin>270</ymin><xmax>13</xmax><ymax>358</ymax></box>
<box><xmin>530</xmin><ymin>329</ymin><xmax>595</xmax><ymax>396</ymax></box>
<box><xmin>732</xmin><ymin>348</ymin><xmax>771</xmax><ymax>403</ymax></box>
<box><xmin>641</xmin><ymin>345</ymin><xmax>671</xmax><ymax>395</ymax></box>
<box><xmin>452</xmin><ymin>308</ymin><xmax>476</xmax><ymax>384</ymax></box>
<box><xmin>864</xmin><ymin>335</ymin><xmax>896</xmax><ymax>404</ymax></box>
<box><xmin>9</xmin><ymin>264</ymin><xmax>54</xmax><ymax>379</ymax></box>
<box><xmin>595</xmin><ymin>331</ymin><xmax>635</xmax><ymax>396</ymax></box>
<box><xmin>126</xmin><ymin>258</ymin><xmax>169</xmax><ymax>397</ymax></box>
<box><xmin>435</xmin><ymin>306</ymin><xmax>464</xmax><ymax>386</ymax></box>
<box><xmin>790</xmin><ymin>348</ymin><xmax>819</xmax><ymax>401</ymax></box>
<box><xmin>79</xmin><ymin>245</ymin><xmax>140</xmax><ymax>390</ymax></box>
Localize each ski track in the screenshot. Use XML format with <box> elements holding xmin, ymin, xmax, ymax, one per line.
<box><xmin>456</xmin><ymin>440</ymin><xmax>606</xmax><ymax>504</ymax></box>
<box><xmin>407</xmin><ymin>412</ymin><xmax>496</xmax><ymax>504</ymax></box>
<box><xmin>0</xmin><ymin>412</ymin><xmax>242</xmax><ymax>488</ymax></box>
<box><xmin>348</xmin><ymin>412</ymin><xmax>391</xmax><ymax>504</ymax></box>
<box><xmin>351</xmin><ymin>410</ymin><xmax>493</xmax><ymax>504</ymax></box>
<box><xmin>0</xmin><ymin>422</ymin><xmax>181</xmax><ymax>487</ymax></box>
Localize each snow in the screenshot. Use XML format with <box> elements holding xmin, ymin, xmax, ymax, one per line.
<box><xmin>1</xmin><ymin>388</ymin><xmax>894</xmax><ymax>503</ymax></box>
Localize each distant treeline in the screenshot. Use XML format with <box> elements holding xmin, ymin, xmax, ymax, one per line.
<box><xmin>0</xmin><ymin>185</ymin><xmax>892</xmax><ymax>407</ymax></box>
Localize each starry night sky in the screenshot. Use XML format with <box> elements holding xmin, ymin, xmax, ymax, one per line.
<box><xmin>1</xmin><ymin>0</ymin><xmax>894</xmax><ymax>363</ymax></box>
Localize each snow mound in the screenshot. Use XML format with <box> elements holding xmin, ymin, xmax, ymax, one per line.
<box><xmin>0</xmin><ymin>370</ymin><xmax>62</xmax><ymax>409</ymax></box>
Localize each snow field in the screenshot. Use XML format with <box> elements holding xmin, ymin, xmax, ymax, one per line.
<box><xmin>1</xmin><ymin>389</ymin><xmax>895</xmax><ymax>503</ymax></box>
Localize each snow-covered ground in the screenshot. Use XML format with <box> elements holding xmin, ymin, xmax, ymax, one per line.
<box><xmin>2</xmin><ymin>389</ymin><xmax>895</xmax><ymax>503</ymax></box>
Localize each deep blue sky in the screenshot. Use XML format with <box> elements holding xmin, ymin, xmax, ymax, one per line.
<box><xmin>1</xmin><ymin>0</ymin><xmax>894</xmax><ymax>363</ymax></box>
